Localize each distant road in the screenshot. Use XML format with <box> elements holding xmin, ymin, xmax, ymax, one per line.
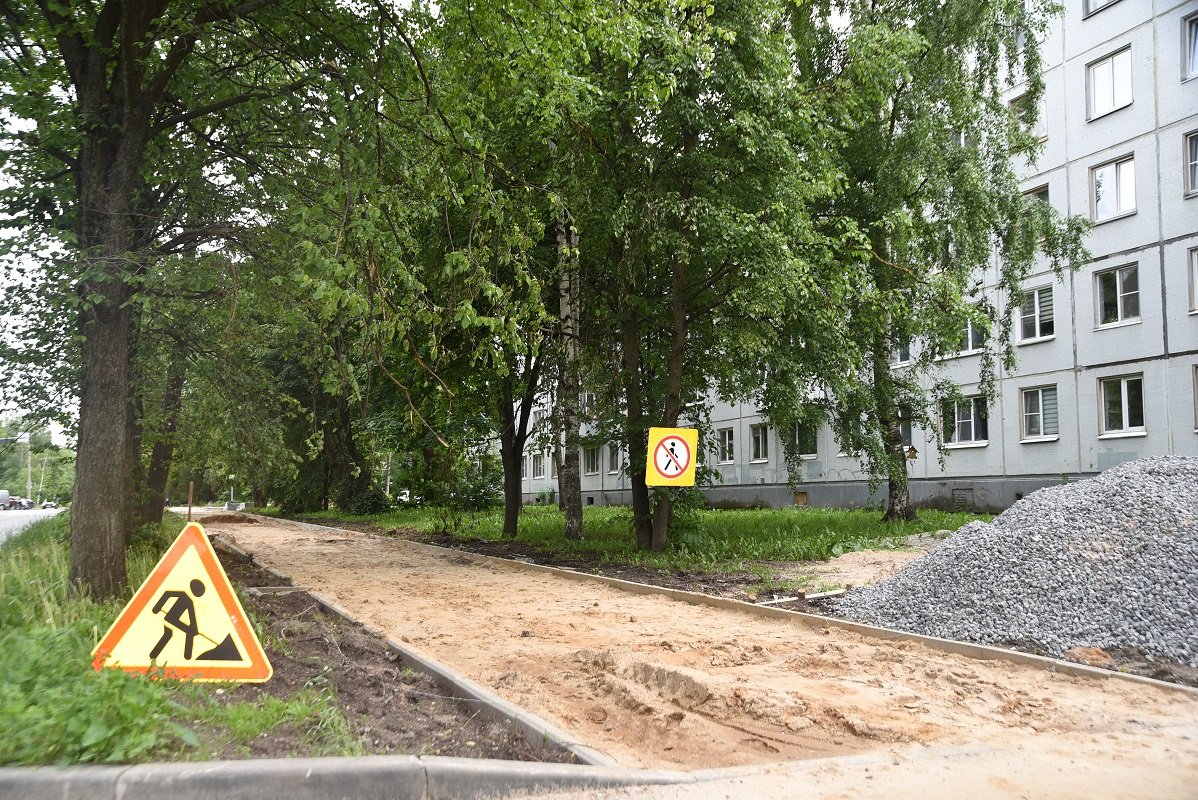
<box><xmin>0</xmin><ymin>508</ymin><xmax>61</xmax><ymax>546</ymax></box>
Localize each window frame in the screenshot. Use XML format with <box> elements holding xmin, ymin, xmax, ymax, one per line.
<box><xmin>958</xmin><ymin>318</ymin><xmax>986</xmax><ymax>354</ymax></box>
<box><xmin>1020</xmin><ymin>385</ymin><xmax>1060</xmax><ymax>442</ymax></box>
<box><xmin>716</xmin><ymin>427</ymin><xmax>735</xmax><ymax>464</ymax></box>
<box><xmin>1095</xmin><ymin>264</ymin><xmax>1140</xmax><ymax>327</ymax></box>
<box><xmin>1083</xmin><ymin>0</ymin><xmax>1122</xmax><ymax>18</ymax></box>
<box><xmin>607</xmin><ymin>445</ymin><xmax>620</xmax><ymax>474</ymax></box>
<box><xmin>1018</xmin><ymin>285</ymin><xmax>1055</xmax><ymax>343</ymax></box>
<box><xmin>1185</xmin><ymin>130</ymin><xmax>1198</xmax><ymax>197</ymax></box>
<box><xmin>582</xmin><ymin>446</ymin><xmax>600</xmax><ymax>476</ymax></box>
<box><xmin>790</xmin><ymin>421</ymin><xmax>818</xmax><ymax>459</ymax></box>
<box><xmin>942</xmin><ymin>396</ymin><xmax>989</xmax><ymax>447</ymax></box>
<box><xmin>531</xmin><ymin>452</ymin><xmax>546</xmax><ymax>479</ymax></box>
<box><xmin>1184</xmin><ymin>12</ymin><xmax>1198</xmax><ymax>81</ymax></box>
<box><xmin>1090</xmin><ymin>155</ymin><xmax>1136</xmax><ymax>222</ymax></box>
<box><xmin>1009</xmin><ymin>92</ymin><xmax>1047</xmax><ymax>141</ymax></box>
<box><xmin>1189</xmin><ymin>248</ymin><xmax>1198</xmax><ymax>314</ymax></box>
<box><xmin>1098</xmin><ymin>374</ymin><xmax>1145</xmax><ymax>437</ymax></box>
<box><xmin>1086</xmin><ymin>46</ymin><xmax>1132</xmax><ymax>120</ymax></box>
<box><xmin>1193</xmin><ymin>365</ymin><xmax>1198</xmax><ymax>432</ymax></box>
<box><xmin>750</xmin><ymin>423</ymin><xmax>769</xmax><ymax>463</ymax></box>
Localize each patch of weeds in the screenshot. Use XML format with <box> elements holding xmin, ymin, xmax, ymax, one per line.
<box><xmin>186</xmin><ymin>686</ymin><xmax>360</xmax><ymax>757</ymax></box>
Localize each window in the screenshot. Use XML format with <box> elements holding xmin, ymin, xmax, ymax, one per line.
<box><xmin>580</xmin><ymin>392</ymin><xmax>596</xmax><ymax>414</ymax></box>
<box><xmin>1190</xmin><ymin>249</ymin><xmax>1198</xmax><ymax>313</ymax></box>
<box><xmin>898</xmin><ymin>410</ymin><xmax>913</xmax><ymax>448</ymax></box>
<box><xmin>1021</xmin><ymin>386</ymin><xmax>1059</xmax><ymax>440</ymax></box>
<box><xmin>1020</xmin><ymin>286</ymin><xmax>1055</xmax><ymax>341</ymax></box>
<box><xmin>520</xmin><ymin>455</ymin><xmax>526</xmax><ymax>479</ymax></box>
<box><xmin>717</xmin><ymin>428</ymin><xmax>734</xmax><ymax>463</ymax></box>
<box><xmin>1010</xmin><ymin>93</ymin><xmax>1047</xmax><ymax>140</ymax></box>
<box><xmin>1185</xmin><ymin>13</ymin><xmax>1198</xmax><ymax>80</ymax></box>
<box><xmin>1186</xmin><ymin>131</ymin><xmax>1198</xmax><ymax>196</ymax></box>
<box><xmin>607</xmin><ymin>445</ymin><xmax>620</xmax><ymax>474</ymax></box>
<box><xmin>750</xmin><ymin>424</ymin><xmax>769</xmax><ymax>462</ymax></box>
<box><xmin>1087</xmin><ymin>48</ymin><xmax>1132</xmax><ymax>119</ymax></box>
<box><xmin>1193</xmin><ymin>366</ymin><xmax>1198</xmax><ymax>430</ymax></box>
<box><xmin>1084</xmin><ymin>0</ymin><xmax>1119</xmax><ymax>15</ymax></box>
<box><xmin>791</xmin><ymin>422</ymin><xmax>817</xmax><ymax>458</ymax></box>
<box><xmin>583</xmin><ymin>446</ymin><xmax>599</xmax><ymax>475</ymax></box>
<box><xmin>1100</xmin><ymin>375</ymin><xmax>1144</xmax><ymax>435</ymax></box>
<box><xmin>1027</xmin><ymin>185</ymin><xmax>1050</xmax><ymax>206</ymax></box>
<box><xmin>891</xmin><ymin>338</ymin><xmax>911</xmax><ymax>365</ymax></box>
<box><xmin>942</xmin><ymin>396</ymin><xmax>989</xmax><ymax>445</ymax></box>
<box><xmin>550</xmin><ymin>453</ymin><xmax>558</xmax><ymax>478</ymax></box>
<box><xmin>959</xmin><ymin>319</ymin><xmax>986</xmax><ymax>353</ymax></box>
<box><xmin>1096</xmin><ymin>265</ymin><xmax>1139</xmax><ymax>325</ymax></box>
<box><xmin>531</xmin><ymin>452</ymin><xmax>545</xmax><ymax>479</ymax></box>
<box><xmin>1091</xmin><ymin>156</ymin><xmax>1135</xmax><ymax>220</ymax></box>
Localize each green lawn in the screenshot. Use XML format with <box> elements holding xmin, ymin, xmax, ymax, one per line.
<box><xmin>0</xmin><ymin>514</ymin><xmax>359</xmax><ymax>766</ymax></box>
<box><xmin>275</xmin><ymin>503</ymin><xmax>983</xmax><ymax>571</ymax></box>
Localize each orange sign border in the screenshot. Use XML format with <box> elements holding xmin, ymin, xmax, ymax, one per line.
<box><xmin>91</xmin><ymin>522</ymin><xmax>272</xmax><ymax>682</ymax></box>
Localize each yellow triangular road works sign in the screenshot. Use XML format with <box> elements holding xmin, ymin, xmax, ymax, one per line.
<box><xmin>92</xmin><ymin>522</ymin><xmax>272</xmax><ymax>682</ymax></box>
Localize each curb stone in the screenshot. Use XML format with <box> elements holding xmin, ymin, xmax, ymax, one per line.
<box><xmin>0</xmin><ymin>756</ymin><xmax>696</xmax><ymax>800</ymax></box>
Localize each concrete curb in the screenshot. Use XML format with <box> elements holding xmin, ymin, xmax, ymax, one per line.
<box><xmin>0</xmin><ymin>755</ymin><xmax>697</xmax><ymax>800</ymax></box>
<box><xmin>267</xmin><ymin>514</ymin><xmax>1198</xmax><ymax>697</ymax></box>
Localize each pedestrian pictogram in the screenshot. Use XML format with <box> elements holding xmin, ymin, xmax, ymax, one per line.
<box><xmin>645</xmin><ymin>427</ymin><xmax>698</xmax><ymax>487</ymax></box>
<box><xmin>92</xmin><ymin>522</ymin><xmax>272</xmax><ymax>682</ymax></box>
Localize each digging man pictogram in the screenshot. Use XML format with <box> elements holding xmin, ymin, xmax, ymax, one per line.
<box><xmin>149</xmin><ymin>579</ymin><xmax>242</xmax><ymax>662</ymax></box>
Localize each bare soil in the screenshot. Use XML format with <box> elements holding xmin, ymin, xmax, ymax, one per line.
<box><xmin>195</xmin><ymin>512</ymin><xmax>1198</xmax><ymax>773</ymax></box>
<box><xmin>209</xmin><ymin>547</ymin><xmax>576</xmax><ymax>762</ymax></box>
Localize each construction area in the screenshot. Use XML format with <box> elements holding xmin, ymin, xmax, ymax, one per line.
<box><xmin>176</xmin><ymin>457</ymin><xmax>1198</xmax><ymax>798</ymax></box>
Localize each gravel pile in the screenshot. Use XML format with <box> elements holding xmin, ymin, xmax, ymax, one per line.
<box><xmin>836</xmin><ymin>456</ymin><xmax>1198</xmax><ymax>666</ymax></box>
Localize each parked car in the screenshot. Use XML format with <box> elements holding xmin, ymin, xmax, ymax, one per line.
<box><xmin>6</xmin><ymin>496</ymin><xmax>33</xmax><ymax>510</ymax></box>
<box><xmin>41</xmin><ymin>500</ymin><xmax>58</xmax><ymax>509</ymax></box>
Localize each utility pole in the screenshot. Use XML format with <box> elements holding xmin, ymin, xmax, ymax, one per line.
<box><xmin>24</xmin><ymin>437</ymin><xmax>33</xmax><ymax>501</ymax></box>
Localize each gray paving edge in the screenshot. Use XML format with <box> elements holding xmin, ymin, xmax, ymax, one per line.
<box><xmin>269</xmin><ymin>514</ymin><xmax>1198</xmax><ymax>698</ymax></box>
<box><xmin>0</xmin><ymin>755</ymin><xmax>698</xmax><ymax>800</ymax></box>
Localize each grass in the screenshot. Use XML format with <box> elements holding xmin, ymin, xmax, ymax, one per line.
<box><xmin>0</xmin><ymin>513</ymin><xmax>359</xmax><ymax>766</ymax></box>
<box><xmin>274</xmin><ymin>503</ymin><xmax>984</xmax><ymax>573</ymax></box>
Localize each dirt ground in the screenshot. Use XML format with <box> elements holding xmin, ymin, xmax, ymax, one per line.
<box><xmin>196</xmin><ymin>511</ymin><xmax>1198</xmax><ymax>775</ymax></box>
<box><xmin>211</xmin><ymin>549</ymin><xmax>575</xmax><ymax>762</ymax></box>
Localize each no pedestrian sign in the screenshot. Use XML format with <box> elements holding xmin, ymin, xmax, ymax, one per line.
<box><xmin>91</xmin><ymin>522</ymin><xmax>272</xmax><ymax>683</ymax></box>
<box><xmin>645</xmin><ymin>427</ymin><xmax>698</xmax><ymax>487</ymax></box>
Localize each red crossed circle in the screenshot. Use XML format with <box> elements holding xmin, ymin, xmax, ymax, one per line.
<box><xmin>652</xmin><ymin>435</ymin><xmax>691</xmax><ymax>479</ymax></box>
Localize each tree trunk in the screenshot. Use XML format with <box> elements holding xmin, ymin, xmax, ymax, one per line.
<box><xmin>877</xmin><ymin>356</ymin><xmax>914</xmax><ymax>522</ymax></box>
<box><xmin>556</xmin><ymin>206</ymin><xmax>583</xmax><ymax>541</ymax></box>
<box><xmin>869</xmin><ymin>234</ymin><xmax>916</xmax><ymax>523</ymax></box>
<box><xmin>70</xmin><ymin>275</ymin><xmax>135</xmax><ymax>599</ymax></box>
<box><xmin>138</xmin><ymin>361</ymin><xmax>186</xmax><ymax>527</ymax></box>
<box><xmin>617</xmin><ymin>239</ymin><xmax>653</xmax><ymax>550</ymax></box>
<box><xmin>497</xmin><ymin>352</ymin><xmax>542</xmax><ymax>539</ymax></box>
<box><xmin>648</xmin><ymin>128</ymin><xmax>698</xmax><ymax>552</ymax></box>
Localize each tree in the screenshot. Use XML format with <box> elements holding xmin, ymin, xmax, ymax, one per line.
<box><xmin>567</xmin><ymin>0</ymin><xmax>838</xmax><ymax>550</ymax></box>
<box><xmin>761</xmin><ymin>0</ymin><xmax>1090</xmax><ymax>520</ymax></box>
<box><xmin>0</xmin><ymin>1</ymin><xmax>370</xmax><ymax>598</ymax></box>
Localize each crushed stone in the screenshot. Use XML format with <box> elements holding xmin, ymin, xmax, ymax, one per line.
<box><xmin>836</xmin><ymin>456</ymin><xmax>1198</xmax><ymax>666</ymax></box>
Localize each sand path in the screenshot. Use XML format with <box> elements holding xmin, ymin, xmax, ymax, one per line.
<box><xmin>201</xmin><ymin>513</ymin><xmax>1198</xmax><ymax>781</ymax></box>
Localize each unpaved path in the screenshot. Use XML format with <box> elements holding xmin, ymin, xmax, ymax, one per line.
<box><xmin>202</xmin><ymin>513</ymin><xmax>1198</xmax><ymax>778</ymax></box>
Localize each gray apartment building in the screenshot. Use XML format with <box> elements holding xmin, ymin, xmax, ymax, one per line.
<box><xmin>524</xmin><ymin>0</ymin><xmax>1198</xmax><ymax>512</ymax></box>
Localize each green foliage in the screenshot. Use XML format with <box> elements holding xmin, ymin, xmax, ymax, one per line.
<box><xmin>0</xmin><ymin>515</ymin><xmax>358</xmax><ymax>766</ymax></box>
